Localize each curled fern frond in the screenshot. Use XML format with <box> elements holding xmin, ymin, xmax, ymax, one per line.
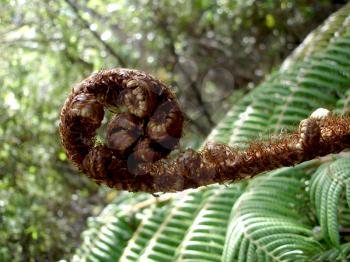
<box><xmin>60</xmin><ymin>67</ymin><xmax>350</xmax><ymax>193</ymax></box>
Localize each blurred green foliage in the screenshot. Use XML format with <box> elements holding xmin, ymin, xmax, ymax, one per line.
<box><xmin>0</xmin><ymin>0</ymin><xmax>345</xmax><ymax>260</ymax></box>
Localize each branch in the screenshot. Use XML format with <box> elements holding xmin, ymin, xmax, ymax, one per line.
<box><xmin>0</xmin><ymin>37</ymin><xmax>62</xmax><ymax>45</ymax></box>
<box><xmin>64</xmin><ymin>0</ymin><xmax>126</xmax><ymax>67</ymax></box>
<box><xmin>150</xmin><ymin>10</ymin><xmax>215</xmax><ymax>127</ymax></box>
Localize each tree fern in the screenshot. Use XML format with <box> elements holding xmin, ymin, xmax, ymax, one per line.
<box><xmin>70</xmin><ymin>3</ymin><xmax>350</xmax><ymax>261</ymax></box>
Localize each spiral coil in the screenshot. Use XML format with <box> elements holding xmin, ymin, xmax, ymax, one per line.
<box><xmin>60</xmin><ymin>68</ymin><xmax>350</xmax><ymax>193</ymax></box>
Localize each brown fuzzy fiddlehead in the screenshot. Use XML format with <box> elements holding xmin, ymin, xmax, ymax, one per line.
<box><xmin>60</xmin><ymin>68</ymin><xmax>350</xmax><ymax>193</ymax></box>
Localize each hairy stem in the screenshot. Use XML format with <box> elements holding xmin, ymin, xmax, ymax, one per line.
<box><xmin>60</xmin><ymin>68</ymin><xmax>350</xmax><ymax>193</ymax></box>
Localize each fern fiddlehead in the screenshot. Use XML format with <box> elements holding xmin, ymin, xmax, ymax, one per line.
<box><xmin>60</xmin><ymin>68</ymin><xmax>350</xmax><ymax>193</ymax></box>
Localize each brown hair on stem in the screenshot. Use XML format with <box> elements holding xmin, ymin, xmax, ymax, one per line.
<box><xmin>59</xmin><ymin>68</ymin><xmax>350</xmax><ymax>193</ymax></box>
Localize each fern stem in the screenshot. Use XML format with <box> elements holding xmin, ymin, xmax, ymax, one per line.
<box><xmin>60</xmin><ymin>68</ymin><xmax>350</xmax><ymax>193</ymax></box>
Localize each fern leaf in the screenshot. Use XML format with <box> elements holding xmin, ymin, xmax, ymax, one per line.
<box><xmin>119</xmin><ymin>203</ymin><xmax>173</xmax><ymax>261</ymax></box>
<box><xmin>223</xmin><ymin>171</ymin><xmax>323</xmax><ymax>262</ymax></box>
<box><xmin>310</xmin><ymin>157</ymin><xmax>350</xmax><ymax>246</ymax></box>
<box><xmin>312</xmin><ymin>242</ymin><xmax>350</xmax><ymax>261</ymax></box>
<box><xmin>72</xmin><ymin>193</ymin><xmax>150</xmax><ymax>262</ymax></box>
<box><xmin>123</xmin><ymin>189</ymin><xmax>210</xmax><ymax>261</ymax></box>
<box><xmin>175</xmin><ymin>185</ymin><xmax>243</xmax><ymax>261</ymax></box>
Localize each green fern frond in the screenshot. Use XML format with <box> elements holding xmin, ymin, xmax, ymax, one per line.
<box><xmin>269</xmin><ymin>33</ymin><xmax>350</xmax><ymax>133</ymax></box>
<box><xmin>223</xmin><ymin>168</ymin><xmax>323</xmax><ymax>262</ymax></box>
<box><xmin>72</xmin><ymin>193</ymin><xmax>150</xmax><ymax>262</ymax></box>
<box><xmin>175</xmin><ymin>184</ymin><xmax>244</xmax><ymax>262</ymax></box>
<box><xmin>122</xmin><ymin>189</ymin><xmax>210</xmax><ymax>261</ymax></box>
<box><xmin>281</xmin><ymin>5</ymin><xmax>350</xmax><ymax>68</ymax></box>
<box><xmin>335</xmin><ymin>89</ymin><xmax>350</xmax><ymax>115</ymax></box>
<box><xmin>217</xmin><ymin>7</ymin><xmax>350</xmax><ymax>144</ymax></box>
<box><xmin>228</xmin><ymin>74</ymin><xmax>288</xmax><ymax>145</ymax></box>
<box><xmin>312</xmin><ymin>242</ymin><xmax>350</xmax><ymax>262</ymax></box>
<box><xmin>309</xmin><ymin>156</ymin><xmax>350</xmax><ymax>246</ymax></box>
<box><xmin>204</xmin><ymin>95</ymin><xmax>253</xmax><ymax>145</ymax></box>
<box><xmin>119</xmin><ymin>202</ymin><xmax>173</xmax><ymax>261</ymax></box>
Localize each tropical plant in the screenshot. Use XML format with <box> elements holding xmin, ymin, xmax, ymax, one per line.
<box><xmin>3</xmin><ymin>1</ymin><xmax>344</xmax><ymax>260</ymax></box>
<box><xmin>67</xmin><ymin>2</ymin><xmax>350</xmax><ymax>262</ymax></box>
